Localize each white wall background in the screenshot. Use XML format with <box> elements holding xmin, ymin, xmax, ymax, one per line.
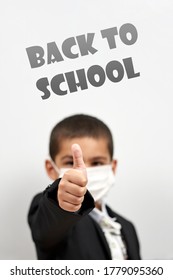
<box><xmin>0</xmin><ymin>0</ymin><xmax>173</xmax><ymax>260</ymax></box>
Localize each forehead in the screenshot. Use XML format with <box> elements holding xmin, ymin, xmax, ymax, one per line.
<box><xmin>57</xmin><ymin>137</ymin><xmax>110</xmax><ymax>158</ymax></box>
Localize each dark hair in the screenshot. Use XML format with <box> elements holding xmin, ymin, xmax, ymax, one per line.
<box><xmin>49</xmin><ymin>114</ymin><xmax>114</xmax><ymax>160</ymax></box>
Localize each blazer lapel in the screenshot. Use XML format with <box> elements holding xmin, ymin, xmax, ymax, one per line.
<box><xmin>90</xmin><ymin>216</ymin><xmax>112</xmax><ymax>259</ymax></box>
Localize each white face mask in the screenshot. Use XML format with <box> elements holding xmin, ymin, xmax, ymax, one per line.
<box><xmin>51</xmin><ymin>161</ymin><xmax>115</xmax><ymax>202</ymax></box>
<box><xmin>50</xmin><ymin>160</ymin><xmax>69</xmax><ymax>178</ymax></box>
<box><xmin>86</xmin><ymin>165</ymin><xmax>115</xmax><ymax>202</ymax></box>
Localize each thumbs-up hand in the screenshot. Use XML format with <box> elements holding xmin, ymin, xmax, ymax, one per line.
<box><xmin>57</xmin><ymin>144</ymin><xmax>88</xmax><ymax>212</ymax></box>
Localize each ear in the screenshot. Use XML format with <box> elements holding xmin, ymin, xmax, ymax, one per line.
<box><xmin>111</xmin><ymin>159</ymin><xmax>118</xmax><ymax>174</ymax></box>
<box><xmin>45</xmin><ymin>159</ymin><xmax>59</xmax><ymax>180</ymax></box>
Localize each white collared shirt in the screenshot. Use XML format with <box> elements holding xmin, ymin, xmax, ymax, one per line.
<box><xmin>89</xmin><ymin>202</ymin><xmax>127</xmax><ymax>260</ymax></box>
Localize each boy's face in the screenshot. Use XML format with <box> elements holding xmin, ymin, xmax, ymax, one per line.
<box><xmin>45</xmin><ymin>136</ymin><xmax>117</xmax><ymax>180</ymax></box>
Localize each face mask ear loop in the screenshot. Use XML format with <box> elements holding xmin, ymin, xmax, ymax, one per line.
<box><xmin>49</xmin><ymin>158</ymin><xmax>60</xmax><ymax>174</ymax></box>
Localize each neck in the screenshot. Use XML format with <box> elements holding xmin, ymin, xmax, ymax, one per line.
<box><xmin>95</xmin><ymin>201</ymin><xmax>102</xmax><ymax>211</ymax></box>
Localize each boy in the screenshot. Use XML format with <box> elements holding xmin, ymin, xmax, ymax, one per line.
<box><xmin>28</xmin><ymin>114</ymin><xmax>141</xmax><ymax>260</ymax></box>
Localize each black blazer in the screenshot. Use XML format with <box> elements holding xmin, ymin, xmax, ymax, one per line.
<box><xmin>28</xmin><ymin>179</ymin><xmax>141</xmax><ymax>260</ymax></box>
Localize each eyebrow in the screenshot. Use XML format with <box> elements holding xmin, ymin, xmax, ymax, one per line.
<box><xmin>61</xmin><ymin>155</ymin><xmax>73</xmax><ymax>160</ymax></box>
<box><xmin>90</xmin><ymin>156</ymin><xmax>108</xmax><ymax>161</ymax></box>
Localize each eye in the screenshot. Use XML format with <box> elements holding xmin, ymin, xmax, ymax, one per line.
<box><xmin>63</xmin><ymin>161</ymin><xmax>73</xmax><ymax>167</ymax></box>
<box><xmin>91</xmin><ymin>161</ymin><xmax>104</xmax><ymax>166</ymax></box>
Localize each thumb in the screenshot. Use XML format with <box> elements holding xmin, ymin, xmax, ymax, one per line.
<box><xmin>71</xmin><ymin>144</ymin><xmax>86</xmax><ymax>171</ymax></box>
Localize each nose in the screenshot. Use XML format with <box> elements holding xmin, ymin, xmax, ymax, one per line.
<box><xmin>83</xmin><ymin>160</ymin><xmax>91</xmax><ymax>168</ymax></box>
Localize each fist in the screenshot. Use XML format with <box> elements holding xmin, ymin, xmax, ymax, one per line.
<box><xmin>57</xmin><ymin>144</ymin><xmax>87</xmax><ymax>212</ymax></box>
